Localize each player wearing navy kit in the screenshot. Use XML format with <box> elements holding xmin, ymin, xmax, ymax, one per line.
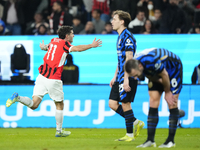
<box><xmin>109</xmin><ymin>10</ymin><xmax>144</xmax><ymax>142</ymax></box>
<box><xmin>6</xmin><ymin>26</ymin><xmax>102</xmax><ymax>137</ymax></box>
<box><xmin>124</xmin><ymin>48</ymin><xmax>183</xmax><ymax>148</ymax></box>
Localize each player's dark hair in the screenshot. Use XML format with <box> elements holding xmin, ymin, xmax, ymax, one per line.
<box><xmin>124</xmin><ymin>59</ymin><xmax>139</xmax><ymax>73</ymax></box>
<box><xmin>113</xmin><ymin>10</ymin><xmax>131</xmax><ymax>27</ymax></box>
<box><xmin>57</xmin><ymin>26</ymin><xmax>73</xmax><ymax>39</ymax></box>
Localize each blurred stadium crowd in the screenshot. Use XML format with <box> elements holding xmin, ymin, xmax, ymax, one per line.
<box><xmin>0</xmin><ymin>0</ymin><xmax>200</xmax><ymax>36</ymax></box>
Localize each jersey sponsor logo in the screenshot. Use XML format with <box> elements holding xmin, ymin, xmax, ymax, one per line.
<box><xmin>125</xmin><ymin>39</ymin><xmax>133</xmax><ymax>46</ymax></box>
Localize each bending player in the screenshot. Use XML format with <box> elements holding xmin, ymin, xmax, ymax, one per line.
<box><xmin>124</xmin><ymin>48</ymin><xmax>183</xmax><ymax>148</ymax></box>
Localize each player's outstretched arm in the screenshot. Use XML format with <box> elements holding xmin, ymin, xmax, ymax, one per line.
<box><xmin>70</xmin><ymin>38</ymin><xmax>102</xmax><ymax>52</ymax></box>
<box><xmin>40</xmin><ymin>40</ymin><xmax>48</xmax><ymax>51</ymax></box>
<box><xmin>91</xmin><ymin>37</ymin><xmax>102</xmax><ymax>48</ymax></box>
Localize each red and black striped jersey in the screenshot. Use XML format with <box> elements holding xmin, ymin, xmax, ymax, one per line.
<box><xmin>38</xmin><ymin>38</ymin><xmax>72</xmax><ymax>80</ymax></box>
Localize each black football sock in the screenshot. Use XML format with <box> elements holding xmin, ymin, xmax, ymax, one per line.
<box><xmin>147</xmin><ymin>107</ymin><xmax>159</xmax><ymax>142</ymax></box>
<box><xmin>116</xmin><ymin>105</ymin><xmax>124</xmax><ymax>117</ymax></box>
<box><xmin>124</xmin><ymin>110</ymin><xmax>136</xmax><ymax>134</ymax></box>
<box><xmin>165</xmin><ymin>108</ymin><xmax>179</xmax><ymax>143</ymax></box>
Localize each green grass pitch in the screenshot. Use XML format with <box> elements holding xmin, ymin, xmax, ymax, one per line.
<box><xmin>0</xmin><ymin>128</ymin><xmax>199</xmax><ymax>150</ymax></box>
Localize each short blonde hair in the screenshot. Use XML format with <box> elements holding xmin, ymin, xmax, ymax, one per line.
<box><xmin>113</xmin><ymin>10</ymin><xmax>131</xmax><ymax>27</ymax></box>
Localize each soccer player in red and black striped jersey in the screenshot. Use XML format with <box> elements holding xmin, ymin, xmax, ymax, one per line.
<box><xmin>6</xmin><ymin>26</ymin><xmax>102</xmax><ymax>137</ymax></box>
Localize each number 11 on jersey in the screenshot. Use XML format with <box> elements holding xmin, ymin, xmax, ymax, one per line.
<box><xmin>47</xmin><ymin>44</ymin><xmax>57</xmax><ymax>61</ymax></box>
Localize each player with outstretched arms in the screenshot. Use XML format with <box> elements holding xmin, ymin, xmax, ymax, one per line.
<box><xmin>6</xmin><ymin>26</ymin><xmax>102</xmax><ymax>137</ymax></box>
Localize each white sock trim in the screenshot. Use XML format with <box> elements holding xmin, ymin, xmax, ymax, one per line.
<box><xmin>133</xmin><ymin>119</ymin><xmax>139</xmax><ymax>126</ymax></box>
<box><xmin>126</xmin><ymin>133</ymin><xmax>133</xmax><ymax>137</ymax></box>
